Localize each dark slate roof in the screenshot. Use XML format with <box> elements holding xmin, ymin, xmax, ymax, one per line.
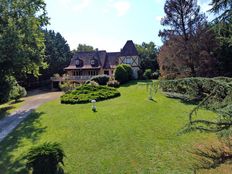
<box><xmin>121</xmin><ymin>40</ymin><xmax>138</xmax><ymax>56</ymax></box>
<box><xmin>64</xmin><ymin>40</ymin><xmax>138</xmax><ymax>70</ymax></box>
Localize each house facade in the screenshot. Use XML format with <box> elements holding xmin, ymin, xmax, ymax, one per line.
<box><xmin>52</xmin><ymin>40</ymin><xmax>140</xmax><ymax>84</ymax></box>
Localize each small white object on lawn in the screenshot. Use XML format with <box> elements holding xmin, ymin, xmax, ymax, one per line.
<box><xmin>91</xmin><ymin>99</ymin><xmax>97</xmax><ymax>112</ymax></box>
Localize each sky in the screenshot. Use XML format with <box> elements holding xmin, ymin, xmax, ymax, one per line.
<box><xmin>46</xmin><ymin>0</ymin><xmax>212</xmax><ymax>52</ymax></box>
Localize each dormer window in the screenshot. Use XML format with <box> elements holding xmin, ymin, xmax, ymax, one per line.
<box><xmin>76</xmin><ymin>59</ymin><xmax>80</xmax><ymax>66</ymax></box>
<box><xmin>75</xmin><ymin>59</ymin><xmax>83</xmax><ymax>67</ymax></box>
<box><xmin>90</xmin><ymin>59</ymin><xmax>97</xmax><ymax>66</ymax></box>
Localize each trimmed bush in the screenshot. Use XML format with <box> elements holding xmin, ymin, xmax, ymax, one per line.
<box><xmin>90</xmin><ymin>75</ymin><xmax>110</xmax><ymax>85</ymax></box>
<box><xmin>160</xmin><ymin>77</ymin><xmax>232</xmax><ymax>112</ymax></box>
<box><xmin>107</xmin><ymin>80</ymin><xmax>120</xmax><ymax>88</ymax></box>
<box><xmin>114</xmin><ymin>64</ymin><xmax>133</xmax><ymax>84</ymax></box>
<box><xmin>143</xmin><ymin>69</ymin><xmax>152</xmax><ymax>79</ymax></box>
<box><xmin>122</xmin><ymin>64</ymin><xmax>133</xmax><ymax>80</ymax></box>
<box><xmin>85</xmin><ymin>80</ymin><xmax>99</xmax><ymax>86</ymax></box>
<box><xmin>61</xmin><ymin>84</ymin><xmax>120</xmax><ymax>104</ymax></box>
<box><xmin>25</xmin><ymin>142</ymin><xmax>65</xmax><ymax>174</ymax></box>
<box><xmin>10</xmin><ymin>85</ymin><xmax>27</xmax><ymax>102</ymax></box>
<box><xmin>59</xmin><ymin>81</ymin><xmax>77</xmax><ymax>92</ymax></box>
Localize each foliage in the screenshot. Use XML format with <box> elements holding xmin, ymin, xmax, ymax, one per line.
<box><xmin>143</xmin><ymin>69</ymin><xmax>152</xmax><ymax>79</ymax></box>
<box><xmin>61</xmin><ymin>85</ymin><xmax>120</xmax><ymax>104</ymax></box>
<box><xmin>160</xmin><ymin>77</ymin><xmax>232</xmax><ymax>170</ymax></box>
<box><xmin>59</xmin><ymin>81</ymin><xmax>78</xmax><ymax>92</ymax></box>
<box><xmin>73</xmin><ymin>44</ymin><xmax>94</xmax><ymax>53</ymax></box>
<box><xmin>107</xmin><ymin>80</ymin><xmax>120</xmax><ymax>88</ymax></box>
<box><xmin>135</xmin><ymin>42</ymin><xmax>159</xmax><ymax>74</ymax></box>
<box><xmin>158</xmin><ymin>29</ymin><xmax>219</xmax><ymax>79</ymax></box>
<box><xmin>25</xmin><ymin>142</ymin><xmax>65</xmax><ymax>174</ymax></box>
<box><xmin>42</xmin><ymin>30</ymin><xmax>71</xmax><ymax>78</ymax></box>
<box><xmin>152</xmin><ymin>71</ymin><xmax>160</xmax><ymax>79</ymax></box>
<box><xmin>0</xmin><ymin>75</ymin><xmax>17</xmax><ymax>103</ymax></box>
<box><xmin>0</xmin><ymin>0</ymin><xmax>49</xmax><ymax>78</ymax></box>
<box><xmin>160</xmin><ymin>77</ymin><xmax>232</xmax><ymax>112</ymax></box>
<box><xmin>209</xmin><ymin>0</ymin><xmax>232</xmax><ymax>77</ymax></box>
<box><xmin>210</xmin><ymin>0</ymin><xmax>232</xmax><ymax>22</ymax></box>
<box><xmin>90</xmin><ymin>75</ymin><xmax>110</xmax><ymax>85</ymax></box>
<box><xmin>158</xmin><ymin>0</ymin><xmax>219</xmax><ymax>78</ymax></box>
<box><xmin>10</xmin><ymin>85</ymin><xmax>27</xmax><ymax>102</ymax></box>
<box><xmin>85</xmin><ymin>80</ymin><xmax>99</xmax><ymax>86</ymax></box>
<box><xmin>114</xmin><ymin>64</ymin><xmax>133</xmax><ymax>84</ymax></box>
<box><xmin>0</xmin><ymin>0</ymin><xmax>49</xmax><ymax>99</ymax></box>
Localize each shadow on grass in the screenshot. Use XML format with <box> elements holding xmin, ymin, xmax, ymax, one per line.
<box><xmin>0</xmin><ymin>106</ymin><xmax>15</xmax><ymax>120</ymax></box>
<box><xmin>120</xmin><ymin>80</ymin><xmax>139</xmax><ymax>87</ymax></box>
<box><xmin>0</xmin><ymin>111</ymin><xmax>46</xmax><ymax>174</ymax></box>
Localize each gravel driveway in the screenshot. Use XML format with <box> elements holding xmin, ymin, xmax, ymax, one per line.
<box><xmin>0</xmin><ymin>90</ymin><xmax>62</xmax><ymax>142</ymax></box>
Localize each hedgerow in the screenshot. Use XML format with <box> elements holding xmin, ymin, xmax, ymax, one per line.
<box><xmin>61</xmin><ymin>84</ymin><xmax>120</xmax><ymax>104</ymax></box>
<box><xmin>160</xmin><ymin>77</ymin><xmax>232</xmax><ymax>113</ymax></box>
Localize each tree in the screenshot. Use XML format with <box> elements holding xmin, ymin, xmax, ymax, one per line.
<box><xmin>0</xmin><ymin>0</ymin><xmax>49</xmax><ymax>77</ymax></box>
<box><xmin>25</xmin><ymin>142</ymin><xmax>65</xmax><ymax>174</ymax></box>
<box><xmin>159</xmin><ymin>0</ymin><xmax>206</xmax><ymax>76</ymax></box>
<box><xmin>0</xmin><ymin>0</ymin><xmax>49</xmax><ymax>102</ymax></box>
<box><xmin>209</xmin><ymin>0</ymin><xmax>232</xmax><ymax>76</ymax></box>
<box><xmin>210</xmin><ymin>0</ymin><xmax>232</xmax><ymax>21</ymax></box>
<box><xmin>135</xmin><ymin>42</ymin><xmax>159</xmax><ymax>74</ymax></box>
<box><xmin>42</xmin><ymin>30</ymin><xmax>71</xmax><ymax>77</ymax></box>
<box><xmin>73</xmin><ymin>44</ymin><xmax>94</xmax><ymax>53</ymax></box>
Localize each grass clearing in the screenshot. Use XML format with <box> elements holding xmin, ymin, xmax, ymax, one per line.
<box><xmin>0</xmin><ymin>81</ymin><xmax>219</xmax><ymax>174</ymax></box>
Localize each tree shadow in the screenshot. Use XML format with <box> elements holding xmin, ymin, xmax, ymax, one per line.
<box><xmin>0</xmin><ymin>106</ymin><xmax>15</xmax><ymax>120</ymax></box>
<box><xmin>0</xmin><ymin>111</ymin><xmax>47</xmax><ymax>174</ymax></box>
<box><xmin>120</xmin><ymin>80</ymin><xmax>139</xmax><ymax>87</ymax></box>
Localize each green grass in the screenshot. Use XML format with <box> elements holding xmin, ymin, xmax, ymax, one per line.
<box><xmin>0</xmin><ymin>100</ymin><xmax>24</xmax><ymax>120</ymax></box>
<box><xmin>0</xmin><ymin>81</ymin><xmax>218</xmax><ymax>174</ymax></box>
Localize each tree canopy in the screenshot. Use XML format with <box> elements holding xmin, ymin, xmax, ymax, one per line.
<box><xmin>0</xmin><ymin>0</ymin><xmax>49</xmax><ymax>78</ymax></box>
<box><xmin>135</xmin><ymin>42</ymin><xmax>159</xmax><ymax>74</ymax></box>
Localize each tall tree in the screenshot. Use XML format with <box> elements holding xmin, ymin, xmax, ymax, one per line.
<box><xmin>209</xmin><ymin>0</ymin><xmax>232</xmax><ymax>76</ymax></box>
<box><xmin>158</xmin><ymin>0</ymin><xmax>218</xmax><ymax>78</ymax></box>
<box><xmin>0</xmin><ymin>0</ymin><xmax>49</xmax><ymax>77</ymax></box>
<box><xmin>0</xmin><ymin>0</ymin><xmax>49</xmax><ymax>102</ymax></box>
<box><xmin>135</xmin><ymin>42</ymin><xmax>159</xmax><ymax>73</ymax></box>
<box><xmin>210</xmin><ymin>0</ymin><xmax>232</xmax><ymax>21</ymax></box>
<box><xmin>43</xmin><ymin>30</ymin><xmax>71</xmax><ymax>77</ymax></box>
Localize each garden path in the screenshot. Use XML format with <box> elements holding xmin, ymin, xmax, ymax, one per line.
<box><xmin>0</xmin><ymin>90</ymin><xmax>62</xmax><ymax>142</ymax></box>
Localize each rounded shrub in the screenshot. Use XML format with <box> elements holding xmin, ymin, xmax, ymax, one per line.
<box><xmin>143</xmin><ymin>69</ymin><xmax>152</xmax><ymax>79</ymax></box>
<box><xmin>61</xmin><ymin>84</ymin><xmax>120</xmax><ymax>104</ymax></box>
<box><xmin>90</xmin><ymin>75</ymin><xmax>110</xmax><ymax>85</ymax></box>
<box><xmin>114</xmin><ymin>64</ymin><xmax>133</xmax><ymax>84</ymax></box>
<box><xmin>107</xmin><ymin>80</ymin><xmax>120</xmax><ymax>88</ymax></box>
<box><xmin>25</xmin><ymin>142</ymin><xmax>65</xmax><ymax>174</ymax></box>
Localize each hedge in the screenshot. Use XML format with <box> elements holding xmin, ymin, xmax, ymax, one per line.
<box><xmin>160</xmin><ymin>77</ymin><xmax>232</xmax><ymax>113</ymax></box>
<box><xmin>61</xmin><ymin>84</ymin><xmax>120</xmax><ymax>104</ymax></box>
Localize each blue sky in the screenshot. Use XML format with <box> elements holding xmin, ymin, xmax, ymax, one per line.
<box><xmin>46</xmin><ymin>0</ymin><xmax>212</xmax><ymax>51</ymax></box>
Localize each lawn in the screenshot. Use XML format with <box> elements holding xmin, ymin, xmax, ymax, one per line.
<box><xmin>0</xmin><ymin>81</ymin><xmax>220</xmax><ymax>174</ymax></box>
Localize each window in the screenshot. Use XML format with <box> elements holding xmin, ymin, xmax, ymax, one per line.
<box><xmin>125</xmin><ymin>57</ymin><xmax>132</xmax><ymax>64</ymax></box>
<box><xmin>104</xmin><ymin>70</ymin><xmax>109</xmax><ymax>75</ymax></box>
<box><xmin>90</xmin><ymin>59</ymin><xmax>95</xmax><ymax>65</ymax></box>
<box><xmin>76</xmin><ymin>59</ymin><xmax>80</xmax><ymax>66</ymax></box>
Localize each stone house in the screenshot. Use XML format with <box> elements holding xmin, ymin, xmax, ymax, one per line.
<box><xmin>51</xmin><ymin>40</ymin><xmax>140</xmax><ymax>84</ymax></box>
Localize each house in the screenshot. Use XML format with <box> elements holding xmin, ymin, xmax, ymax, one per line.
<box><xmin>51</xmin><ymin>40</ymin><xmax>140</xmax><ymax>85</ymax></box>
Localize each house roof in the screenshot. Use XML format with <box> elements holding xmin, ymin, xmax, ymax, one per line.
<box><xmin>64</xmin><ymin>40</ymin><xmax>138</xmax><ymax>70</ymax></box>
<box><xmin>121</xmin><ymin>40</ymin><xmax>138</xmax><ymax>56</ymax></box>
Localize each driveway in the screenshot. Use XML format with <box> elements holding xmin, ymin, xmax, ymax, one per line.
<box><xmin>0</xmin><ymin>90</ymin><xmax>62</xmax><ymax>142</ymax></box>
